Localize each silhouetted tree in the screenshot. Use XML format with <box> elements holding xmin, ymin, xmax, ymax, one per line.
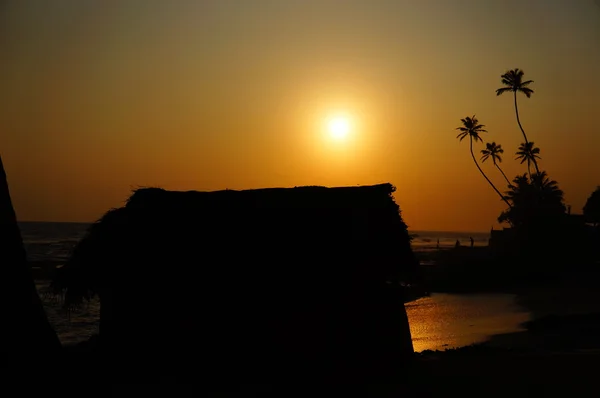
<box><xmin>497</xmin><ymin>172</ymin><xmax>592</xmax><ymax>273</ymax></box>
<box><xmin>456</xmin><ymin>116</ymin><xmax>511</xmax><ymax>209</ymax></box>
<box><xmin>515</xmin><ymin>142</ymin><xmax>541</xmax><ymax>180</ymax></box>
<box><xmin>480</xmin><ymin>142</ymin><xmax>510</xmax><ymax>186</ymax></box>
<box><xmin>0</xmin><ymin>155</ymin><xmax>61</xmax><ymax>354</ymax></box>
<box><xmin>496</xmin><ymin>69</ymin><xmax>540</xmax><ymax>174</ymax></box>
<box><xmin>583</xmin><ymin>186</ymin><xmax>600</xmax><ymax>227</ymax></box>
<box><xmin>498</xmin><ymin>171</ymin><xmax>565</xmax><ymax>228</ymax></box>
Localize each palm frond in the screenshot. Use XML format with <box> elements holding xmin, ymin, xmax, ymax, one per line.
<box><xmin>519</xmin><ymin>87</ymin><xmax>534</xmax><ymax>98</ymax></box>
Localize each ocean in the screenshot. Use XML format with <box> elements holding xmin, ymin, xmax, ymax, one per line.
<box><xmin>20</xmin><ymin>221</ymin><xmax>491</xmax><ymax>264</ymax></box>
<box><xmin>24</xmin><ymin>222</ymin><xmax>520</xmax><ymax>351</ymax></box>
<box><xmin>21</xmin><ymin>221</ymin><xmax>90</xmax><ymax>263</ymax></box>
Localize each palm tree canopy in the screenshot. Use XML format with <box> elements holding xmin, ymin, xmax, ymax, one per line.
<box><xmin>531</xmin><ymin>171</ymin><xmax>563</xmax><ymax>198</ymax></box>
<box><xmin>495</xmin><ymin>68</ymin><xmax>534</xmax><ymax>98</ymax></box>
<box><xmin>456</xmin><ymin>115</ymin><xmax>487</xmax><ymax>142</ymax></box>
<box><xmin>480</xmin><ymin>142</ymin><xmax>504</xmax><ymax>165</ymax></box>
<box><xmin>504</xmin><ymin>172</ymin><xmax>563</xmax><ymax>204</ymax></box>
<box><xmin>499</xmin><ymin>172</ymin><xmax>565</xmax><ymax>227</ymax></box>
<box><xmin>515</xmin><ymin>141</ymin><xmax>541</xmax><ymax>164</ymax></box>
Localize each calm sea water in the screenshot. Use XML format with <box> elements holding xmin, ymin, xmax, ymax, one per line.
<box><xmin>23</xmin><ymin>222</ymin><xmax>527</xmax><ymax>351</ymax></box>
<box><xmin>20</xmin><ymin>221</ymin><xmax>89</xmax><ymax>262</ymax></box>
<box><xmin>19</xmin><ymin>221</ymin><xmax>491</xmax><ymax>263</ymax></box>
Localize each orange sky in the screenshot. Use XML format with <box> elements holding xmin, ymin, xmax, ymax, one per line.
<box><xmin>1</xmin><ymin>1</ymin><xmax>600</xmax><ymax>231</ymax></box>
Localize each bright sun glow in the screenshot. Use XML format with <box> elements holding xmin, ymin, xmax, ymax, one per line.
<box><xmin>327</xmin><ymin>116</ymin><xmax>351</xmax><ymax>140</ymax></box>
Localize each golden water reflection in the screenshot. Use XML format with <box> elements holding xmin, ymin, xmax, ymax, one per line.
<box><xmin>405</xmin><ymin>293</ymin><xmax>531</xmax><ymax>352</ymax></box>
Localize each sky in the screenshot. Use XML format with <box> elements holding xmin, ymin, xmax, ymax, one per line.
<box><xmin>1</xmin><ymin>0</ymin><xmax>599</xmax><ymax>231</ymax></box>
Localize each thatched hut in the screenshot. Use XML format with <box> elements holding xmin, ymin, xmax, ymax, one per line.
<box><xmin>54</xmin><ymin>183</ymin><xmax>418</xmax><ymax>383</ymax></box>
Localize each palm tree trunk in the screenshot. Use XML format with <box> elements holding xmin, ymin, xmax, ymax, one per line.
<box><xmin>513</xmin><ymin>92</ymin><xmax>540</xmax><ymax>174</ymax></box>
<box><xmin>495</xmin><ymin>163</ymin><xmax>511</xmax><ymax>186</ymax></box>
<box><xmin>470</xmin><ymin>138</ymin><xmax>512</xmax><ymax>209</ymax></box>
<box><xmin>0</xmin><ymin>155</ymin><xmax>61</xmax><ymax>354</ymax></box>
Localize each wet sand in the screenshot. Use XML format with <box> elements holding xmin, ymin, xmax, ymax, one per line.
<box><xmin>482</xmin><ymin>284</ymin><xmax>600</xmax><ymax>351</ymax></box>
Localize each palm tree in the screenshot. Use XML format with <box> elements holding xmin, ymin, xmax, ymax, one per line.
<box><xmin>498</xmin><ymin>174</ymin><xmax>531</xmax><ymax>226</ymax></box>
<box><xmin>531</xmin><ymin>170</ymin><xmax>564</xmax><ymax>205</ymax></box>
<box><xmin>480</xmin><ymin>142</ymin><xmax>511</xmax><ymax>186</ymax></box>
<box><xmin>515</xmin><ymin>142</ymin><xmax>541</xmax><ymax>179</ymax></box>
<box><xmin>456</xmin><ymin>116</ymin><xmax>512</xmax><ymax>209</ymax></box>
<box><xmin>495</xmin><ymin>69</ymin><xmax>540</xmax><ymax>174</ymax></box>
<box><xmin>499</xmin><ymin>172</ymin><xmax>565</xmax><ymax>227</ymax></box>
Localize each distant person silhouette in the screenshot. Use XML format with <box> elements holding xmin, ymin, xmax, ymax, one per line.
<box><xmin>455</xmin><ymin>239</ymin><xmax>461</xmax><ymax>248</ymax></box>
<box><xmin>436</xmin><ymin>238</ymin><xmax>440</xmax><ymax>250</ymax></box>
<box><xmin>470</xmin><ymin>236</ymin><xmax>474</xmax><ymax>248</ymax></box>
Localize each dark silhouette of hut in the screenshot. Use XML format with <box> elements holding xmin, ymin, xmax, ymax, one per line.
<box><xmin>53</xmin><ymin>183</ymin><xmax>418</xmax><ymax>383</ymax></box>
<box><xmin>0</xmin><ymin>156</ymin><xmax>61</xmax><ymax>355</ymax></box>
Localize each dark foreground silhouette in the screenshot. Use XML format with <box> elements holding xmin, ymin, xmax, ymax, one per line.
<box><xmin>52</xmin><ymin>184</ymin><xmax>419</xmax><ymax>384</ymax></box>
<box><xmin>0</xmin><ymin>156</ymin><xmax>61</xmax><ymax>353</ymax></box>
<box><xmin>3</xmin><ymin>157</ymin><xmax>599</xmax><ymax>394</ymax></box>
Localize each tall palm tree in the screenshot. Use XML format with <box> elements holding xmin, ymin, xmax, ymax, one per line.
<box><xmin>515</xmin><ymin>142</ymin><xmax>541</xmax><ymax>179</ymax></box>
<box><xmin>495</xmin><ymin>69</ymin><xmax>540</xmax><ymax>174</ymax></box>
<box><xmin>456</xmin><ymin>116</ymin><xmax>512</xmax><ymax>209</ymax></box>
<box><xmin>480</xmin><ymin>142</ymin><xmax>511</xmax><ymax>186</ymax></box>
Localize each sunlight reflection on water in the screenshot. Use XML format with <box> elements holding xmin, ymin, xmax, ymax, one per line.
<box><xmin>405</xmin><ymin>293</ymin><xmax>531</xmax><ymax>352</ymax></box>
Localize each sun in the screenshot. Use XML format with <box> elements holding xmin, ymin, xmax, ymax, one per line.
<box><xmin>327</xmin><ymin>116</ymin><xmax>351</xmax><ymax>140</ymax></box>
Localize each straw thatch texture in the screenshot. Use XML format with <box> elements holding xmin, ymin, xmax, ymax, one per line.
<box><xmin>54</xmin><ymin>183</ymin><xmax>417</xmax><ymax>382</ymax></box>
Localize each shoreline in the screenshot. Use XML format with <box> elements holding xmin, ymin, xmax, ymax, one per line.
<box><xmin>408</xmin><ymin>250</ymin><xmax>600</xmax><ymax>354</ymax></box>
<box><xmin>34</xmin><ymin>253</ymin><xmax>600</xmax><ymax>356</ymax></box>
<box><xmin>419</xmin><ymin>283</ymin><xmax>600</xmax><ymax>355</ymax></box>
